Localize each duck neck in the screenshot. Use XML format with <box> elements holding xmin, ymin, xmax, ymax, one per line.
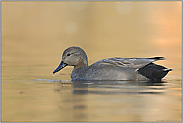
<box><xmin>74</xmin><ymin>57</ymin><xmax>88</xmax><ymax>69</ymax></box>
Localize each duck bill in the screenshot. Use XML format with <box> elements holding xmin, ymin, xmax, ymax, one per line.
<box><xmin>53</xmin><ymin>61</ymin><xmax>68</xmax><ymax>74</ymax></box>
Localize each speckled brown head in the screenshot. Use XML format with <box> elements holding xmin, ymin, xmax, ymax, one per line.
<box><xmin>53</xmin><ymin>46</ymin><xmax>88</xmax><ymax>74</ymax></box>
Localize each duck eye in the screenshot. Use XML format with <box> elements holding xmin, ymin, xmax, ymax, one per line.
<box><xmin>67</xmin><ymin>53</ymin><xmax>71</xmax><ymax>56</ymax></box>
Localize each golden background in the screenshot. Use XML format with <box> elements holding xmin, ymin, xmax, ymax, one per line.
<box><xmin>1</xmin><ymin>1</ymin><xmax>182</xmax><ymax>122</ymax></box>
<box><xmin>2</xmin><ymin>1</ymin><xmax>181</xmax><ymax>79</ymax></box>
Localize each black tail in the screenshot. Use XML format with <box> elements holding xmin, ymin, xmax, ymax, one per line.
<box><xmin>163</xmin><ymin>68</ymin><xmax>173</xmax><ymax>72</ymax></box>
<box><xmin>149</xmin><ymin>57</ymin><xmax>165</xmax><ymax>60</ymax></box>
<box><xmin>138</xmin><ymin>63</ymin><xmax>172</xmax><ymax>81</ymax></box>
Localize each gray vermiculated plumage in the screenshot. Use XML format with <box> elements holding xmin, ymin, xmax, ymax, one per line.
<box><xmin>53</xmin><ymin>46</ymin><xmax>172</xmax><ymax>82</ymax></box>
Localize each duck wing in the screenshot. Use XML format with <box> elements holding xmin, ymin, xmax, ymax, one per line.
<box><xmin>92</xmin><ymin>57</ymin><xmax>165</xmax><ymax>69</ymax></box>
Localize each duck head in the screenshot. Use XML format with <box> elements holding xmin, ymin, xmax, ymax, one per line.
<box><xmin>53</xmin><ymin>46</ymin><xmax>88</xmax><ymax>74</ymax></box>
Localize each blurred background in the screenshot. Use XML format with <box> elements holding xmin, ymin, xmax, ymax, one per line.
<box><xmin>2</xmin><ymin>1</ymin><xmax>181</xmax><ymax>80</ymax></box>
<box><xmin>1</xmin><ymin>1</ymin><xmax>182</xmax><ymax>122</ymax></box>
<box><xmin>2</xmin><ymin>1</ymin><xmax>182</xmax><ymax>80</ymax></box>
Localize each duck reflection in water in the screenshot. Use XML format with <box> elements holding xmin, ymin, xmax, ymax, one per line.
<box><xmin>70</xmin><ymin>80</ymin><xmax>166</xmax><ymax>95</ymax></box>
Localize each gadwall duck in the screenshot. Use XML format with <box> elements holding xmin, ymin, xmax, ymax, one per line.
<box><xmin>53</xmin><ymin>46</ymin><xmax>172</xmax><ymax>81</ymax></box>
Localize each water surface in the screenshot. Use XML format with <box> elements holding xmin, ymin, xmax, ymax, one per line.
<box><xmin>1</xmin><ymin>1</ymin><xmax>182</xmax><ymax>122</ymax></box>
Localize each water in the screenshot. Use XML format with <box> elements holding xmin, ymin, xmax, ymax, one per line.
<box><xmin>2</xmin><ymin>78</ymin><xmax>182</xmax><ymax>122</ymax></box>
<box><xmin>1</xmin><ymin>1</ymin><xmax>182</xmax><ymax>122</ymax></box>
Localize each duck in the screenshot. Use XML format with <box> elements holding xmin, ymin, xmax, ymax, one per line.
<box><xmin>53</xmin><ymin>46</ymin><xmax>172</xmax><ymax>82</ymax></box>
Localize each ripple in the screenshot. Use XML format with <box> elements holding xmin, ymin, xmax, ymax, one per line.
<box><xmin>35</xmin><ymin>79</ymin><xmax>61</xmax><ymax>83</ymax></box>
